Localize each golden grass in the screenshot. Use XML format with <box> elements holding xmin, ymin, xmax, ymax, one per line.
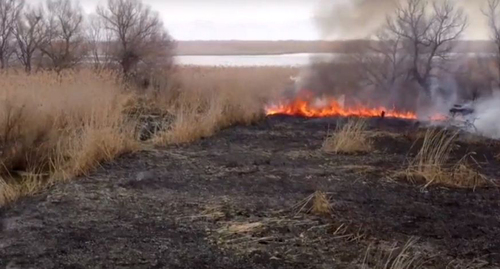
<box><xmin>323</xmin><ymin>118</ymin><xmax>372</xmax><ymax>154</ymax></box>
<box><xmin>0</xmin><ymin>66</ymin><xmax>297</xmax><ymax>205</ymax></box>
<box><xmin>402</xmin><ymin>129</ymin><xmax>487</xmax><ymax>188</ymax></box>
<box><xmin>362</xmin><ymin>238</ymin><xmax>423</xmax><ymax>269</ymax></box>
<box><xmin>311</xmin><ymin>191</ymin><xmax>331</xmax><ymax>216</ymax></box>
<box><xmin>293</xmin><ymin>191</ymin><xmax>333</xmax><ymax>216</ymax></box>
<box><xmin>152</xmin><ymin>66</ymin><xmax>297</xmax><ymax>144</ymax></box>
<box><xmin>0</xmin><ymin>178</ymin><xmax>19</xmax><ymax>205</ymax></box>
<box><xmin>0</xmin><ymin>70</ymin><xmax>138</xmax><ymax>205</ymax></box>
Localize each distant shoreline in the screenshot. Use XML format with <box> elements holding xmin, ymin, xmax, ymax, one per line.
<box><xmin>174</xmin><ymin>40</ymin><xmax>496</xmax><ymax>56</ymax></box>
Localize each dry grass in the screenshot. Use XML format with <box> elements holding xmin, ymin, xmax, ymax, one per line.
<box><xmin>311</xmin><ymin>191</ymin><xmax>331</xmax><ymax>216</ymax></box>
<box><xmin>402</xmin><ymin>128</ymin><xmax>487</xmax><ymax>188</ymax></box>
<box><xmin>152</xmin><ymin>66</ymin><xmax>297</xmax><ymax>144</ymax></box>
<box><xmin>226</xmin><ymin>222</ymin><xmax>263</xmax><ymax>234</ymax></box>
<box><xmin>322</xmin><ymin>118</ymin><xmax>372</xmax><ymax>154</ymax></box>
<box><xmin>0</xmin><ymin>66</ymin><xmax>297</xmax><ymax>205</ymax></box>
<box><xmin>293</xmin><ymin>191</ymin><xmax>333</xmax><ymax>216</ymax></box>
<box><xmin>362</xmin><ymin>238</ymin><xmax>424</xmax><ymax>269</ymax></box>
<box><xmin>0</xmin><ymin>70</ymin><xmax>138</xmax><ymax>205</ymax></box>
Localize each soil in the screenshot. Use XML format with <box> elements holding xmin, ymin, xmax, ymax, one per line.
<box><xmin>1</xmin><ymin>115</ymin><xmax>500</xmax><ymax>269</ymax></box>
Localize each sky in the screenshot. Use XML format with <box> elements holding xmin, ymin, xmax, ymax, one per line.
<box><xmin>52</xmin><ymin>0</ymin><xmax>322</xmax><ymax>40</ymax></box>
<box><xmin>31</xmin><ymin>0</ymin><xmax>490</xmax><ymax>40</ymax></box>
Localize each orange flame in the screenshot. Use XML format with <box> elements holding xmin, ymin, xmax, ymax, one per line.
<box><xmin>266</xmin><ymin>97</ymin><xmax>418</xmax><ymax>120</ymax></box>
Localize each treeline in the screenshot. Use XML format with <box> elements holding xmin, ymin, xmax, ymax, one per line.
<box><xmin>0</xmin><ymin>0</ymin><xmax>173</xmax><ymax>76</ymax></box>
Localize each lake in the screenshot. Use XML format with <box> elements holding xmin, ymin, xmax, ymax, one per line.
<box><xmin>174</xmin><ymin>52</ymin><xmax>497</xmax><ymax>67</ymax></box>
<box><xmin>174</xmin><ymin>53</ymin><xmax>344</xmax><ymax>67</ymax></box>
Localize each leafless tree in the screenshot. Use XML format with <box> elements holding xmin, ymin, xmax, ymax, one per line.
<box><xmin>483</xmin><ymin>0</ymin><xmax>500</xmax><ymax>87</ymax></box>
<box><xmin>95</xmin><ymin>0</ymin><xmax>174</xmax><ymax>77</ymax></box>
<box><xmin>13</xmin><ymin>5</ymin><xmax>47</xmax><ymax>73</ymax></box>
<box><xmin>0</xmin><ymin>0</ymin><xmax>24</xmax><ymax>69</ymax></box>
<box><xmin>41</xmin><ymin>0</ymin><xmax>85</xmax><ymax>72</ymax></box>
<box><xmin>354</xmin><ymin>30</ymin><xmax>409</xmax><ymax>91</ymax></box>
<box><xmin>86</xmin><ymin>14</ymin><xmax>115</xmax><ymax>69</ymax></box>
<box><xmin>384</xmin><ymin>0</ymin><xmax>468</xmax><ymax>95</ymax></box>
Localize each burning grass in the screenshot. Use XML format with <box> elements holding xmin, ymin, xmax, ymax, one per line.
<box><xmin>401</xmin><ymin>128</ymin><xmax>488</xmax><ymax>188</ymax></box>
<box><xmin>266</xmin><ymin>96</ymin><xmax>418</xmax><ymax>119</ymax></box>
<box><xmin>323</xmin><ymin>118</ymin><xmax>372</xmax><ymax>154</ymax></box>
<box><xmin>0</xmin><ymin>70</ymin><xmax>138</xmax><ymax>206</ymax></box>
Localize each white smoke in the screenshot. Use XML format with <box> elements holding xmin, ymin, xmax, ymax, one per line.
<box><xmin>474</xmin><ymin>91</ymin><xmax>500</xmax><ymax>139</ymax></box>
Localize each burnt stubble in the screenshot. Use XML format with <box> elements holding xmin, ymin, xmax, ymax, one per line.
<box><xmin>0</xmin><ymin>115</ymin><xmax>499</xmax><ymax>268</ymax></box>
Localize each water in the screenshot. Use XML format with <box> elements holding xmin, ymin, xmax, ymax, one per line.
<box><xmin>174</xmin><ymin>52</ymin><xmax>496</xmax><ymax>67</ymax></box>
<box><xmin>174</xmin><ymin>53</ymin><xmax>343</xmax><ymax>67</ymax></box>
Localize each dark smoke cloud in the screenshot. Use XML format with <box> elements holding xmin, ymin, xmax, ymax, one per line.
<box><xmin>315</xmin><ymin>0</ymin><xmax>490</xmax><ymax>40</ymax></box>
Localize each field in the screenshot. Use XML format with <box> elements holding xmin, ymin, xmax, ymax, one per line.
<box><xmin>1</xmin><ymin>67</ymin><xmax>500</xmax><ymax>268</ymax></box>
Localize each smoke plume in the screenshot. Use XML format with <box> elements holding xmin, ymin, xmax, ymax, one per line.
<box><xmin>315</xmin><ymin>0</ymin><xmax>396</xmax><ymax>39</ymax></box>
<box><xmin>475</xmin><ymin>92</ymin><xmax>500</xmax><ymax>139</ymax></box>
<box><xmin>315</xmin><ymin>0</ymin><xmax>489</xmax><ymax>40</ymax></box>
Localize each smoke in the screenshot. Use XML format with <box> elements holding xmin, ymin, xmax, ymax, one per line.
<box><xmin>315</xmin><ymin>0</ymin><xmax>490</xmax><ymax>40</ymax></box>
<box><xmin>314</xmin><ymin>0</ymin><xmax>395</xmax><ymax>39</ymax></box>
<box><xmin>474</xmin><ymin>92</ymin><xmax>500</xmax><ymax>139</ymax></box>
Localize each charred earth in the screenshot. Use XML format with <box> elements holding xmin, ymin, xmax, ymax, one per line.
<box><xmin>1</xmin><ymin>115</ymin><xmax>499</xmax><ymax>268</ymax></box>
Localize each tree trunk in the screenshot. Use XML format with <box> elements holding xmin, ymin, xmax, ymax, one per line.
<box><xmin>0</xmin><ymin>54</ymin><xmax>5</xmax><ymax>69</ymax></box>
<box><xmin>25</xmin><ymin>57</ymin><xmax>31</xmax><ymax>74</ymax></box>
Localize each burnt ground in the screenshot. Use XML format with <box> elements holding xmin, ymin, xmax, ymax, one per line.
<box><xmin>1</xmin><ymin>115</ymin><xmax>500</xmax><ymax>268</ymax></box>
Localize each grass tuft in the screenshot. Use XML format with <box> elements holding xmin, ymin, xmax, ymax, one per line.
<box><xmin>402</xmin><ymin>128</ymin><xmax>488</xmax><ymax>188</ymax></box>
<box><xmin>323</xmin><ymin>118</ymin><xmax>372</xmax><ymax>154</ymax></box>
<box><xmin>293</xmin><ymin>191</ymin><xmax>333</xmax><ymax>216</ymax></box>
<box><xmin>312</xmin><ymin>191</ymin><xmax>331</xmax><ymax>216</ymax></box>
<box><xmin>362</xmin><ymin>237</ymin><xmax>424</xmax><ymax>269</ymax></box>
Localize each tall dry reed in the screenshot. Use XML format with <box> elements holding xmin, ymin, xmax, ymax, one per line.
<box><xmin>0</xmin><ymin>70</ymin><xmax>138</xmax><ymax>205</ymax></box>
<box><xmin>0</xmin><ymin>66</ymin><xmax>297</xmax><ymax>205</ymax></box>
<box><xmin>152</xmin><ymin>66</ymin><xmax>297</xmax><ymax>144</ymax></box>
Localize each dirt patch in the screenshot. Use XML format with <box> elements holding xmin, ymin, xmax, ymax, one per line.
<box><xmin>0</xmin><ymin>116</ymin><xmax>499</xmax><ymax>268</ymax></box>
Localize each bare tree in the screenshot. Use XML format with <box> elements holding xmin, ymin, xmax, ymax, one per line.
<box><xmin>385</xmin><ymin>0</ymin><xmax>468</xmax><ymax>94</ymax></box>
<box><xmin>483</xmin><ymin>0</ymin><xmax>500</xmax><ymax>87</ymax></box>
<box><xmin>96</xmin><ymin>0</ymin><xmax>174</xmax><ymax>76</ymax></box>
<box><xmin>355</xmin><ymin>30</ymin><xmax>409</xmax><ymax>91</ymax></box>
<box><xmin>41</xmin><ymin>0</ymin><xmax>84</xmax><ymax>72</ymax></box>
<box><xmin>0</xmin><ymin>0</ymin><xmax>23</xmax><ymax>69</ymax></box>
<box><xmin>13</xmin><ymin>5</ymin><xmax>47</xmax><ymax>73</ymax></box>
<box><xmin>86</xmin><ymin>14</ymin><xmax>116</xmax><ymax>70</ymax></box>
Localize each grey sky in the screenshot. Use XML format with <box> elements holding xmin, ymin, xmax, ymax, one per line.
<box><xmin>30</xmin><ymin>0</ymin><xmax>491</xmax><ymax>40</ymax></box>
<box><xmin>29</xmin><ymin>0</ymin><xmax>320</xmax><ymax>40</ymax></box>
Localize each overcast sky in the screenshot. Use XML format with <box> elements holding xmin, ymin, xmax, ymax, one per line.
<box><xmin>47</xmin><ymin>0</ymin><xmax>321</xmax><ymax>40</ymax></box>
<box><xmin>31</xmin><ymin>0</ymin><xmax>490</xmax><ymax>40</ymax></box>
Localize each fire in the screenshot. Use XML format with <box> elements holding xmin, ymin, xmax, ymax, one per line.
<box><xmin>266</xmin><ymin>97</ymin><xmax>418</xmax><ymax>120</ymax></box>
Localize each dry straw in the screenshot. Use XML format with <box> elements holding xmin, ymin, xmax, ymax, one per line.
<box><xmin>403</xmin><ymin>128</ymin><xmax>487</xmax><ymax>188</ymax></box>
<box><xmin>323</xmin><ymin>118</ymin><xmax>372</xmax><ymax>154</ymax></box>
<box><xmin>0</xmin><ymin>70</ymin><xmax>138</xmax><ymax>205</ymax></box>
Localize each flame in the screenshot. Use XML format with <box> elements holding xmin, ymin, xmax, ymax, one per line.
<box><xmin>265</xmin><ymin>97</ymin><xmax>418</xmax><ymax>120</ymax></box>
